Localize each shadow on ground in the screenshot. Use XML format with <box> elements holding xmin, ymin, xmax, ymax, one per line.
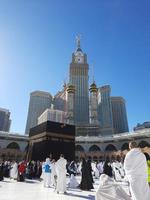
<box><xmin>66</xmin><ymin>192</ymin><xmax>95</xmax><ymax>199</ymax></box>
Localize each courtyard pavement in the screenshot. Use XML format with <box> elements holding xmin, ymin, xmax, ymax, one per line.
<box><xmin>0</xmin><ymin>177</ymin><xmax>96</xmax><ymax>200</ymax></box>
<box><xmin>0</xmin><ymin>176</ymin><xmax>131</xmax><ymax>200</ymax></box>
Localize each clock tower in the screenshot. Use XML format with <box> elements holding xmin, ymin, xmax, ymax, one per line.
<box><xmin>69</xmin><ymin>36</ymin><xmax>89</xmax><ymax>125</ymax></box>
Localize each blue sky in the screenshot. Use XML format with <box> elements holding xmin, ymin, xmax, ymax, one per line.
<box><xmin>0</xmin><ymin>0</ymin><xmax>150</xmax><ymax>133</ymax></box>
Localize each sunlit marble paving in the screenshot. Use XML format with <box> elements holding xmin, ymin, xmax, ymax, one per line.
<box><xmin>0</xmin><ymin>177</ymin><xmax>96</xmax><ymax>200</ymax></box>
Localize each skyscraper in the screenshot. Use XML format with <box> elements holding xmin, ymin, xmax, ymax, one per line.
<box><xmin>98</xmin><ymin>85</ymin><xmax>114</xmax><ymax>135</ymax></box>
<box><xmin>25</xmin><ymin>91</ymin><xmax>52</xmax><ymax>135</ymax></box>
<box><xmin>69</xmin><ymin>36</ymin><xmax>89</xmax><ymax>125</ymax></box>
<box><xmin>0</xmin><ymin>107</ymin><xmax>11</xmax><ymax>132</ymax></box>
<box><xmin>111</xmin><ymin>97</ymin><xmax>129</xmax><ymax>134</ymax></box>
<box><xmin>53</xmin><ymin>85</ymin><xmax>66</xmax><ymax>111</ymax></box>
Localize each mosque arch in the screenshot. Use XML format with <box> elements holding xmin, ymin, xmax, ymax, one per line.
<box><xmin>89</xmin><ymin>145</ymin><xmax>101</xmax><ymax>152</ymax></box>
<box><xmin>75</xmin><ymin>145</ymin><xmax>85</xmax><ymax>152</ymax></box>
<box><xmin>105</xmin><ymin>144</ymin><xmax>117</xmax><ymax>152</ymax></box>
<box><xmin>7</xmin><ymin>142</ymin><xmax>20</xmax><ymax>150</ymax></box>
<box><xmin>138</xmin><ymin>141</ymin><xmax>149</xmax><ymax>148</ymax></box>
<box><xmin>121</xmin><ymin>143</ymin><xmax>129</xmax><ymax>151</ymax></box>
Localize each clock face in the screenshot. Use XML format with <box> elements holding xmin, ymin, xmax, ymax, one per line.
<box><xmin>75</xmin><ymin>56</ymin><xmax>84</xmax><ymax>63</ymax></box>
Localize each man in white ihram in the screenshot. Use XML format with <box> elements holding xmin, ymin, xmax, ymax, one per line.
<box><xmin>124</xmin><ymin>141</ymin><xmax>150</xmax><ymax>200</ymax></box>
<box><xmin>55</xmin><ymin>154</ymin><xmax>67</xmax><ymax>194</ymax></box>
<box><xmin>10</xmin><ymin>161</ymin><xmax>18</xmax><ymax>180</ymax></box>
<box><xmin>43</xmin><ymin>158</ymin><xmax>51</xmax><ymax>188</ymax></box>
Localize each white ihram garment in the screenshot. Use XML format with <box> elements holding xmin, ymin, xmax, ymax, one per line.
<box><xmin>10</xmin><ymin>162</ymin><xmax>18</xmax><ymax>179</ymax></box>
<box><xmin>95</xmin><ymin>167</ymin><xmax>100</xmax><ymax>179</ymax></box>
<box><xmin>97</xmin><ymin>162</ymin><xmax>104</xmax><ymax>174</ymax></box>
<box><xmin>124</xmin><ymin>148</ymin><xmax>150</xmax><ymax>200</ymax></box>
<box><xmin>91</xmin><ymin>162</ymin><xmax>99</xmax><ymax>178</ymax></box>
<box><xmin>44</xmin><ymin>172</ymin><xmax>51</xmax><ymax>187</ymax></box>
<box><xmin>95</xmin><ymin>174</ymin><xmax>131</xmax><ymax>200</ymax></box>
<box><xmin>112</xmin><ymin>161</ymin><xmax>125</xmax><ymax>181</ymax></box>
<box><xmin>55</xmin><ymin>157</ymin><xmax>67</xmax><ymax>193</ymax></box>
<box><xmin>68</xmin><ymin>174</ymin><xmax>79</xmax><ymax>188</ymax></box>
<box><xmin>51</xmin><ymin>162</ymin><xmax>57</xmax><ymax>187</ymax></box>
<box><xmin>43</xmin><ymin>158</ymin><xmax>51</xmax><ymax>188</ymax></box>
<box><xmin>77</xmin><ymin>162</ymin><xmax>82</xmax><ymax>174</ymax></box>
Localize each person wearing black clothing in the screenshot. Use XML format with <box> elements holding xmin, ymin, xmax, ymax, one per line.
<box><xmin>36</xmin><ymin>161</ymin><xmax>42</xmax><ymax>178</ymax></box>
<box><xmin>0</xmin><ymin>162</ymin><xmax>4</xmax><ymax>181</ymax></box>
<box><xmin>80</xmin><ymin>158</ymin><xmax>94</xmax><ymax>191</ymax></box>
<box><xmin>26</xmin><ymin>161</ymin><xmax>33</xmax><ymax>179</ymax></box>
<box><xmin>87</xmin><ymin>160</ymin><xmax>94</xmax><ymax>183</ymax></box>
<box><xmin>103</xmin><ymin>156</ymin><xmax>113</xmax><ymax>177</ymax></box>
<box><xmin>3</xmin><ymin>161</ymin><xmax>10</xmax><ymax>178</ymax></box>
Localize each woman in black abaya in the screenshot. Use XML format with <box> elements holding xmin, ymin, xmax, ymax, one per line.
<box><xmin>80</xmin><ymin>158</ymin><xmax>94</xmax><ymax>190</ymax></box>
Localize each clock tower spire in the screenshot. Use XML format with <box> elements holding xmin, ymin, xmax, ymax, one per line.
<box><xmin>72</xmin><ymin>35</ymin><xmax>87</xmax><ymax>64</ymax></box>
<box><xmin>76</xmin><ymin>35</ymin><xmax>81</xmax><ymax>49</ymax></box>
<box><xmin>69</xmin><ymin>37</ymin><xmax>89</xmax><ymax>125</ymax></box>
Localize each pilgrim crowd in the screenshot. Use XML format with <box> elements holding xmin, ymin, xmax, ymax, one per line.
<box><xmin>0</xmin><ymin>141</ymin><xmax>150</xmax><ymax>200</ymax></box>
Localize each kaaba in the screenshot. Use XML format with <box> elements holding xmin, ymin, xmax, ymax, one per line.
<box><xmin>27</xmin><ymin>121</ymin><xmax>75</xmax><ymax>161</ymax></box>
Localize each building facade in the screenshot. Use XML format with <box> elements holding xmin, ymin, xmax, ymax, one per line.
<box><xmin>97</xmin><ymin>85</ymin><xmax>114</xmax><ymax>135</ymax></box>
<box><xmin>0</xmin><ymin>129</ymin><xmax>150</xmax><ymax>162</ymax></box>
<box><xmin>0</xmin><ymin>107</ymin><xmax>11</xmax><ymax>132</ymax></box>
<box><xmin>25</xmin><ymin>91</ymin><xmax>53</xmax><ymax>135</ymax></box>
<box><xmin>134</xmin><ymin>121</ymin><xmax>150</xmax><ymax>131</ymax></box>
<box><xmin>111</xmin><ymin>97</ymin><xmax>129</xmax><ymax>134</ymax></box>
<box><xmin>53</xmin><ymin>86</ymin><xmax>66</xmax><ymax>111</ymax></box>
<box><xmin>0</xmin><ymin>131</ymin><xmax>28</xmax><ymax>161</ymax></box>
<box><xmin>69</xmin><ymin>38</ymin><xmax>89</xmax><ymax>125</ymax></box>
<box><xmin>75</xmin><ymin>128</ymin><xmax>150</xmax><ymax>161</ymax></box>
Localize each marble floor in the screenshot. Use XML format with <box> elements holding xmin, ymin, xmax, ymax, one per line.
<box><xmin>0</xmin><ymin>177</ymin><xmax>96</xmax><ymax>200</ymax></box>
<box><xmin>0</xmin><ymin>176</ymin><xmax>131</xmax><ymax>200</ymax></box>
